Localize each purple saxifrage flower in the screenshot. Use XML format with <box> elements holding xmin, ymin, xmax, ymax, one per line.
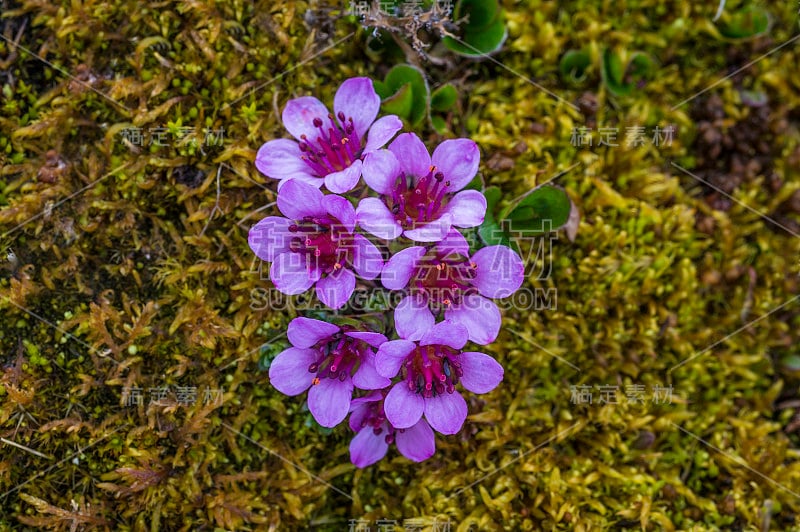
<box><xmin>268</xmin><ymin>317</ymin><xmax>391</xmax><ymax>427</ymax></box>
<box><xmin>375</xmin><ymin>320</ymin><xmax>504</xmax><ymax>435</ymax></box>
<box><xmin>348</xmin><ymin>391</ymin><xmax>436</xmax><ymax>468</ymax></box>
<box><xmin>356</xmin><ymin>132</ymin><xmax>486</xmax><ymax>242</ymax></box>
<box><xmin>381</xmin><ymin>230</ymin><xmax>524</xmax><ymax>344</ymax></box>
<box><xmin>248</xmin><ymin>179</ymin><xmax>384</xmax><ymax>309</ymax></box>
<box><xmin>255</xmin><ymin>77</ymin><xmax>403</xmax><ymax>193</ymax></box>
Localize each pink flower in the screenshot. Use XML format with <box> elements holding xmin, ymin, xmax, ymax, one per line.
<box><xmin>268</xmin><ymin>318</ymin><xmax>390</xmax><ymax>428</ymax></box>
<box><xmin>248</xmin><ymin>180</ymin><xmax>384</xmax><ymax>309</ymax></box>
<box><xmin>348</xmin><ymin>391</ymin><xmax>436</xmax><ymax>468</ymax></box>
<box><xmin>356</xmin><ymin>132</ymin><xmax>486</xmax><ymax>242</ymax></box>
<box><xmin>374</xmin><ymin>320</ymin><xmax>504</xmax><ymax>435</ymax></box>
<box><xmin>255</xmin><ymin>77</ymin><xmax>403</xmax><ymax>193</ymax></box>
<box><xmin>381</xmin><ymin>230</ymin><xmax>524</xmax><ymax>345</ymax></box>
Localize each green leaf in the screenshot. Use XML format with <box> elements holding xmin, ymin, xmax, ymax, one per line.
<box><xmin>443</xmin><ymin>16</ymin><xmax>507</xmax><ymax>57</ymax></box>
<box><xmin>602</xmin><ymin>49</ymin><xmax>656</xmax><ymax>96</ymax></box>
<box><xmin>478</xmin><ymin>186</ymin><xmax>511</xmax><ymax>247</ymax></box>
<box><xmin>559</xmin><ymin>49</ymin><xmax>592</xmax><ymax>84</ymax></box>
<box><xmin>453</xmin><ymin>0</ymin><xmax>500</xmax><ymax>33</ymax></box>
<box><xmin>431</xmin><ymin>84</ymin><xmax>458</xmax><ymax>111</ymax></box>
<box><xmin>718</xmin><ymin>6</ymin><xmax>770</xmax><ymax>39</ymax></box>
<box><xmin>500</xmin><ymin>185</ymin><xmax>571</xmax><ymax>234</ymax></box>
<box><xmin>381</xmin><ymin>83</ymin><xmax>414</xmax><ymax>119</ymax></box>
<box><xmin>431</xmin><ymin>114</ymin><xmax>447</xmax><ymax>134</ymax></box>
<box><xmin>381</xmin><ymin>64</ymin><xmax>430</xmax><ymax>126</ymax></box>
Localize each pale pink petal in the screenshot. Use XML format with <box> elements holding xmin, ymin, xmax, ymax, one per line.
<box><xmin>248</xmin><ymin>216</ymin><xmax>293</xmax><ymax>262</ymax></box>
<box><xmin>424</xmin><ymin>392</ymin><xmax>467</xmax><ymax>435</ymax></box>
<box><xmin>324</xmin><ymin>159</ymin><xmax>363</xmax><ymax>194</ymax></box>
<box><xmin>442</xmin><ymin>190</ymin><xmax>487</xmax><ymax>228</ymax></box>
<box><xmin>444</xmin><ymin>294</ymin><xmax>501</xmax><ymax>345</ymax></box>
<box><xmin>388</xmin><ymin>133</ymin><xmax>431</xmax><ymax>179</ymax></box>
<box><xmin>403</xmin><ymin>213</ymin><xmax>453</xmax><ymax>242</ymax></box>
<box><xmin>384</xmin><ymin>382</ymin><xmax>424</xmax><ymax>429</ymax></box>
<box><xmin>282</xmin><ymin>96</ymin><xmax>330</xmax><ymax>141</ymax></box>
<box><xmin>394</xmin><ymin>294</ymin><xmax>434</xmax><ymax>341</ymax></box>
<box><xmin>350</xmin><ymin>425</ymin><xmax>390</xmax><ymax>468</ymax></box>
<box><xmin>268</xmin><ymin>347</ymin><xmax>317</xmax><ymax>395</ymax></box>
<box><xmin>395</xmin><ymin>419</ymin><xmax>436</xmax><ymax>462</ymax></box>
<box><xmin>381</xmin><ymin>246</ymin><xmax>425</xmax><ymax>290</ymax></box>
<box><xmin>323</xmin><ymin>194</ymin><xmax>356</xmax><ymax>233</ymax></box>
<box><xmin>287</xmin><ymin>317</ymin><xmax>339</xmax><ymax>348</ymax></box>
<box><xmin>344</xmin><ymin>331</ymin><xmax>387</xmax><ymax>348</ymax></box>
<box><xmin>316</xmin><ymin>267</ymin><xmax>356</xmax><ymax>309</ymax></box>
<box><xmin>270</xmin><ymin>252</ymin><xmax>320</xmax><ymax>295</ymax></box>
<box><xmin>351</xmin><ymin>234</ymin><xmax>384</xmax><ymax>280</ymax></box>
<box><xmin>375</xmin><ymin>339</ymin><xmax>416</xmax><ymax>378</ymax></box>
<box><xmin>362</xmin><ymin>150</ymin><xmax>401</xmax><ymax>195</ymax></box>
<box><xmin>334</xmin><ymin>77</ymin><xmax>381</xmax><ymax>138</ymax></box>
<box><xmin>352</xmin><ymin>351</ymin><xmax>391</xmax><ymax>390</ymax></box>
<box><xmin>457</xmin><ymin>351</ymin><xmax>504</xmax><ymax>394</ymax></box>
<box><xmin>308</xmin><ymin>377</ymin><xmax>353</xmax><ymax>427</ymax></box>
<box><xmin>471</xmin><ymin>245</ymin><xmax>525</xmax><ymax>299</ymax></box>
<box><xmin>419</xmin><ymin>320</ymin><xmax>468</xmax><ymax>350</ymax></box>
<box><xmin>363</xmin><ymin>115</ymin><xmax>403</xmax><ymax>154</ymax></box>
<box><xmin>356</xmin><ymin>198</ymin><xmax>403</xmax><ymax>240</ymax></box>
<box><xmin>431</xmin><ymin>139</ymin><xmax>479</xmax><ymax>191</ymax></box>
<box><xmin>277</xmin><ymin>179</ymin><xmax>326</xmax><ymax>220</ymax></box>
<box><xmin>255</xmin><ymin>139</ymin><xmax>315</xmax><ymax>180</ymax></box>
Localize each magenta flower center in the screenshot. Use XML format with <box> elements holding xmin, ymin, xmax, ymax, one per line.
<box><xmin>388</xmin><ymin>166</ymin><xmax>450</xmax><ymax>228</ymax></box>
<box><xmin>298</xmin><ymin>113</ymin><xmax>362</xmax><ymax>176</ymax></box>
<box><xmin>411</xmin><ymin>254</ymin><xmax>477</xmax><ymax>307</ymax></box>
<box><xmin>357</xmin><ymin>398</ymin><xmax>397</xmax><ymax>444</ymax></box>
<box><xmin>403</xmin><ymin>344</ymin><xmax>463</xmax><ymax>398</ymax></box>
<box><xmin>308</xmin><ymin>334</ymin><xmax>365</xmax><ymax>384</ymax></box>
<box><xmin>288</xmin><ymin>216</ymin><xmax>351</xmax><ymax>274</ymax></box>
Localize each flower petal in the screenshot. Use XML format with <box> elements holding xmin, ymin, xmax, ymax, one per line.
<box><xmin>457</xmin><ymin>351</ymin><xmax>504</xmax><ymax>394</ymax></box>
<box><xmin>268</xmin><ymin>347</ymin><xmax>317</xmax><ymax>395</ymax></box>
<box><xmin>308</xmin><ymin>377</ymin><xmax>353</xmax><ymax>427</ymax></box>
<box><xmin>277</xmin><ymin>175</ymin><xmax>325</xmax><ymax>190</ymax></box>
<box><xmin>323</xmin><ymin>194</ymin><xmax>356</xmax><ymax>233</ymax></box>
<box><xmin>394</xmin><ymin>294</ymin><xmax>434</xmax><ymax>341</ymax></box>
<box><xmin>384</xmin><ymin>382</ymin><xmax>424</xmax><ymax>429</ymax></box>
<box><xmin>375</xmin><ymin>339</ymin><xmax>416</xmax><ymax>378</ymax></box>
<box><xmin>403</xmin><ymin>213</ymin><xmax>453</xmax><ymax>243</ymax></box>
<box><xmin>363</xmin><ymin>115</ymin><xmax>403</xmax><ymax>154</ymax></box>
<box><xmin>471</xmin><ymin>245</ymin><xmax>525</xmax><ymax>299</ymax></box>
<box><xmin>381</xmin><ymin>246</ymin><xmax>425</xmax><ymax>290</ymax></box>
<box><xmin>356</xmin><ymin>198</ymin><xmax>403</xmax><ymax>240</ymax></box>
<box><xmin>248</xmin><ymin>216</ymin><xmax>293</xmax><ymax>262</ymax></box>
<box><xmin>348</xmin><ymin>402</ymin><xmax>371</xmax><ymax>432</ymax></box>
<box><xmin>395</xmin><ymin>419</ymin><xmax>436</xmax><ymax>462</ymax></box>
<box><xmin>277</xmin><ymin>179</ymin><xmax>326</xmax><ymax>220</ymax></box>
<box><xmin>419</xmin><ymin>320</ymin><xmax>468</xmax><ymax>350</ymax></box>
<box><xmin>352</xmin><ymin>351</ymin><xmax>391</xmax><ymax>390</ymax></box>
<box><xmin>436</xmin><ymin>229</ymin><xmax>470</xmax><ymax>258</ymax></box>
<box><xmin>350</xmin><ymin>425</ymin><xmax>390</xmax><ymax>468</ymax></box>
<box><xmin>424</xmin><ymin>391</ymin><xmax>467</xmax><ymax>435</ymax></box>
<box><xmin>287</xmin><ymin>317</ymin><xmax>339</xmax><ymax>348</ymax></box>
<box><xmin>324</xmin><ymin>159</ymin><xmax>363</xmax><ymax>194</ymax></box>
<box><xmin>442</xmin><ymin>190</ymin><xmax>487</xmax><ymax>228</ymax></box>
<box><xmin>270</xmin><ymin>252</ymin><xmax>320</xmax><ymax>295</ymax></box>
<box><xmin>344</xmin><ymin>331</ymin><xmax>387</xmax><ymax>348</ymax></box>
<box><xmin>389</xmin><ymin>133</ymin><xmax>431</xmax><ymax>178</ymax></box>
<box><xmin>282</xmin><ymin>96</ymin><xmax>330</xmax><ymax>141</ymax></box>
<box><xmin>432</xmin><ymin>139</ymin><xmax>479</xmax><ymax>192</ymax></box>
<box><xmin>334</xmin><ymin>77</ymin><xmax>381</xmax><ymax>138</ymax></box>
<box><xmin>362</xmin><ymin>150</ymin><xmax>401</xmax><ymax>195</ymax></box>
<box><xmin>351</xmin><ymin>234</ymin><xmax>384</xmax><ymax>280</ymax></box>
<box><xmin>444</xmin><ymin>294</ymin><xmax>501</xmax><ymax>345</ymax></box>
<box><xmin>255</xmin><ymin>139</ymin><xmax>316</xmax><ymax>180</ymax></box>
<box><xmin>316</xmin><ymin>268</ymin><xmax>356</xmax><ymax>309</ymax></box>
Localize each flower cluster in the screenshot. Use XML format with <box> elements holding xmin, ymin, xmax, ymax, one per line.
<box><xmin>249</xmin><ymin>78</ymin><xmax>525</xmax><ymax>467</ymax></box>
